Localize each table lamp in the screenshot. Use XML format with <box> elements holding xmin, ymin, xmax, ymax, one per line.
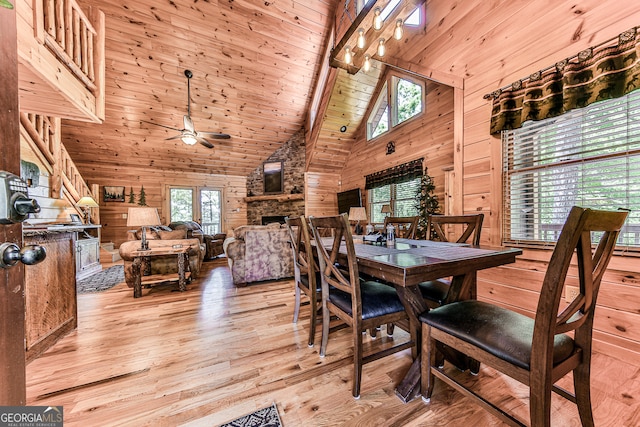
<box><xmin>348</xmin><ymin>206</ymin><xmax>367</xmax><ymax>235</ymax></box>
<box><xmin>381</xmin><ymin>204</ymin><xmax>392</xmax><ymax>218</ymax></box>
<box><xmin>76</xmin><ymin>196</ymin><xmax>99</xmax><ymax>224</ymax></box>
<box><xmin>127</xmin><ymin>207</ymin><xmax>161</xmax><ymax>251</ymax></box>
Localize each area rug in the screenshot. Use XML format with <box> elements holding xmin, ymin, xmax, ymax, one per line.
<box><xmin>219</xmin><ymin>403</ymin><xmax>282</xmax><ymax>427</ymax></box>
<box><xmin>77</xmin><ymin>265</ymin><xmax>124</xmax><ymax>294</ymax></box>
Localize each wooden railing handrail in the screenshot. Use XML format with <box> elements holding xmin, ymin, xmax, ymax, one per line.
<box><xmin>20</xmin><ymin>112</ymin><xmax>95</xmax><ymax>212</ymax></box>
<box><xmin>36</xmin><ymin>0</ymin><xmax>102</xmax><ymax>96</ymax></box>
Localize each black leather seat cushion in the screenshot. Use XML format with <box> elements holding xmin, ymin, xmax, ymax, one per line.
<box><xmin>300</xmin><ymin>271</ymin><xmax>323</xmax><ymax>293</ymax></box>
<box><xmin>329</xmin><ymin>281</ymin><xmax>406</xmax><ymax>320</ymax></box>
<box><xmin>418</xmin><ymin>279</ymin><xmax>450</xmax><ymax>304</ymax></box>
<box><xmin>419</xmin><ymin>300</ymin><xmax>575</xmax><ymax>370</ymax></box>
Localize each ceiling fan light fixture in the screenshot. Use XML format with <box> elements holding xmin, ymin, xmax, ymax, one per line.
<box><xmin>181</xmin><ymin>135</ymin><xmax>198</xmax><ymax>145</ymax></box>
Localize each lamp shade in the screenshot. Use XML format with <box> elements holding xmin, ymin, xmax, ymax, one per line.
<box><xmin>348</xmin><ymin>207</ymin><xmax>367</xmax><ymax>222</ymax></box>
<box><xmin>76</xmin><ymin>196</ymin><xmax>99</xmax><ymax>208</ymax></box>
<box><xmin>127</xmin><ymin>207</ymin><xmax>161</xmax><ymax>227</ymax></box>
<box><xmin>381</xmin><ymin>204</ymin><xmax>392</xmax><ymax>214</ymax></box>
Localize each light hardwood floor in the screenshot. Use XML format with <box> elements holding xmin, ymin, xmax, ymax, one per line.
<box><xmin>26</xmin><ymin>259</ymin><xmax>640</xmax><ymax>426</ymax></box>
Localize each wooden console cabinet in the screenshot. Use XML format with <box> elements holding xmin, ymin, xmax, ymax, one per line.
<box><xmin>23</xmin><ymin>229</ymin><xmax>77</xmax><ymax>363</ymax></box>
<box><xmin>22</xmin><ymin>224</ymin><xmax>102</xmax><ymax>362</ymax></box>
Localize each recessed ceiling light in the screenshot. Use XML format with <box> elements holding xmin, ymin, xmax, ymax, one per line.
<box><xmin>340</xmin><ymin>125</ymin><xmax>347</xmax><ymax>132</ymax></box>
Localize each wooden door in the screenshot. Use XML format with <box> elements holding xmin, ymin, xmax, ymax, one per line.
<box><xmin>0</xmin><ymin>5</ymin><xmax>27</xmax><ymax>404</ymax></box>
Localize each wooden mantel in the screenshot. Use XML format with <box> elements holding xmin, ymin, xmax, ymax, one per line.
<box><xmin>245</xmin><ymin>193</ymin><xmax>304</xmax><ymax>203</ymax></box>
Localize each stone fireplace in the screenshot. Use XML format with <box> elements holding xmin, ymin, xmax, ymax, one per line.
<box><xmin>246</xmin><ymin>130</ymin><xmax>305</xmax><ymax>225</ymax></box>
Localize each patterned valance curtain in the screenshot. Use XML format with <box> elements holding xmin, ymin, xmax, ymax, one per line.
<box><xmin>365</xmin><ymin>158</ymin><xmax>423</xmax><ymax>190</ymax></box>
<box><xmin>487</xmin><ymin>27</ymin><xmax>640</xmax><ymax>134</ymax></box>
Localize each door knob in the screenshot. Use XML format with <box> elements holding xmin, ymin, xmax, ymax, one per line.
<box><xmin>0</xmin><ymin>242</ymin><xmax>47</xmax><ymax>268</ymax></box>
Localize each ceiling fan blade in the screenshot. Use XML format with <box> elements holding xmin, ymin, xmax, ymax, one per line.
<box><xmin>183</xmin><ymin>115</ymin><xmax>195</xmax><ymax>132</ymax></box>
<box><xmin>197</xmin><ymin>137</ymin><xmax>214</xmax><ymax>148</ymax></box>
<box><xmin>198</xmin><ymin>131</ymin><xmax>231</xmax><ymax>139</ymax></box>
<box><xmin>141</xmin><ymin>120</ymin><xmax>182</xmax><ymax>132</ymax></box>
<box><xmin>165</xmin><ymin>134</ymin><xmax>183</xmax><ymax>141</ymax></box>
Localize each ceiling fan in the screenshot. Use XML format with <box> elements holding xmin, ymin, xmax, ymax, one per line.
<box><xmin>142</xmin><ymin>69</ymin><xmax>230</xmax><ymax>148</ymax></box>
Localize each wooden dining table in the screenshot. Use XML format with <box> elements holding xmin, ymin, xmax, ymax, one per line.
<box><xmin>340</xmin><ymin>238</ymin><xmax>522</xmax><ymax>402</ymax></box>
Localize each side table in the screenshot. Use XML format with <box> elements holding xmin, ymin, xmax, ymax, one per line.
<box><xmin>131</xmin><ymin>246</ymin><xmax>190</xmax><ymax>298</ymax></box>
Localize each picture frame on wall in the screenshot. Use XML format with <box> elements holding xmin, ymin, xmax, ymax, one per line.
<box><xmin>103</xmin><ymin>186</ymin><xmax>126</xmax><ymax>202</ymax></box>
<box><xmin>263</xmin><ymin>161</ymin><xmax>284</xmax><ymax>194</ymax></box>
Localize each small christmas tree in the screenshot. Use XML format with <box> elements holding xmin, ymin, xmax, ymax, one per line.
<box><xmin>138</xmin><ymin>185</ymin><xmax>147</xmax><ymax>206</ymax></box>
<box><xmin>128</xmin><ymin>187</ymin><xmax>136</xmax><ymax>204</ymax></box>
<box><xmin>415</xmin><ymin>167</ymin><xmax>440</xmax><ymax>239</ymax></box>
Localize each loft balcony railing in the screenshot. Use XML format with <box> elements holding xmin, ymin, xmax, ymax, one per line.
<box><xmin>19</xmin><ymin>0</ymin><xmax>105</xmax><ymax>122</ymax></box>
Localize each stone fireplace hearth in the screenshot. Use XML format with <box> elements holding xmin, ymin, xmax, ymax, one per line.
<box><xmin>245</xmin><ymin>130</ymin><xmax>305</xmax><ymax>225</ymax></box>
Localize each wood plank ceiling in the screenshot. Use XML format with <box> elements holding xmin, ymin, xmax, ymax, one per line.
<box><xmin>62</xmin><ymin>0</ymin><xmax>338</xmax><ymax>177</ymax></box>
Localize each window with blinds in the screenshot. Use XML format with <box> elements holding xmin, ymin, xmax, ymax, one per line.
<box><xmin>369</xmin><ymin>178</ymin><xmax>420</xmax><ymax>223</ymax></box>
<box><xmin>502</xmin><ymin>89</ymin><xmax>640</xmax><ymax>248</ymax></box>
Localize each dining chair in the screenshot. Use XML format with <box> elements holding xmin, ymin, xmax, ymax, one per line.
<box><xmin>285</xmin><ymin>215</ymin><xmax>321</xmax><ymax>347</ymax></box>
<box><xmin>309</xmin><ymin>213</ymin><xmax>415</xmax><ymax>398</ymax></box>
<box><xmin>420</xmin><ymin>206</ymin><xmax>628</xmax><ymax>426</ymax></box>
<box><xmin>420</xmin><ymin>213</ymin><xmax>484</xmax><ymax>307</ymax></box>
<box><xmin>383</xmin><ymin>216</ymin><xmax>419</xmax><ymax>239</ymax></box>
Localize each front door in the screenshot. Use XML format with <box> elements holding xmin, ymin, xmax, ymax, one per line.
<box><xmin>0</xmin><ymin>6</ymin><xmax>28</xmax><ymax>404</ymax></box>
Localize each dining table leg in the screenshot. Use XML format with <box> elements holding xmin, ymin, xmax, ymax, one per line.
<box><xmin>394</xmin><ymin>284</ymin><xmax>428</xmax><ymax>403</ymax></box>
<box><xmin>393</xmin><ymin>272</ymin><xmax>480</xmax><ymax>402</ymax></box>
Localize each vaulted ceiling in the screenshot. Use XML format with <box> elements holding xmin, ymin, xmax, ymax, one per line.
<box><xmin>62</xmin><ymin>0</ymin><xmax>339</xmax><ymax>177</ymax></box>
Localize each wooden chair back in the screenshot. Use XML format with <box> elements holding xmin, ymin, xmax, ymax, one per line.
<box><xmin>309</xmin><ymin>214</ymin><xmax>362</xmax><ymax>315</ymax></box>
<box><xmin>428</xmin><ymin>213</ymin><xmax>484</xmax><ymax>245</ymax></box>
<box><xmin>285</xmin><ymin>215</ymin><xmax>316</xmax><ymax>279</ymax></box>
<box><xmin>285</xmin><ymin>215</ymin><xmax>320</xmax><ymax>346</ymax></box>
<box><xmin>384</xmin><ymin>216</ymin><xmax>418</xmax><ymax>239</ymax></box>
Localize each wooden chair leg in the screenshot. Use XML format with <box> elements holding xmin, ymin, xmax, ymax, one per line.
<box><xmin>529</xmin><ymin>380</ymin><xmax>553</xmax><ymax>427</ymax></box>
<box><xmin>308</xmin><ymin>295</ymin><xmax>317</xmax><ymax>347</ymax></box>
<box><xmin>573</xmin><ymin>359</ymin><xmax>595</xmax><ymax>427</ymax></box>
<box><xmin>387</xmin><ymin>322</ymin><xmax>395</xmax><ymax>335</ymax></box>
<box><xmin>421</xmin><ymin>323</ymin><xmax>435</xmax><ymax>401</ymax></box>
<box><xmin>293</xmin><ymin>285</ymin><xmax>301</xmax><ymax>323</ymax></box>
<box><xmin>353</xmin><ymin>327</ymin><xmax>363</xmax><ymax>399</ymax></box>
<box><xmin>319</xmin><ymin>299</ymin><xmax>330</xmax><ymax>357</ymax></box>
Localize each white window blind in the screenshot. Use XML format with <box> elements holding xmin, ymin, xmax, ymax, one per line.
<box><xmin>503</xmin><ymin>89</ymin><xmax>640</xmax><ymax>248</ymax></box>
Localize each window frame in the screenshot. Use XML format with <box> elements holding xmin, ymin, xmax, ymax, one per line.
<box><xmin>366</xmin><ymin>70</ymin><xmax>425</xmax><ymax>142</ymax></box>
<box><xmin>165</xmin><ymin>185</ymin><xmax>225</xmax><ymax>234</ymax></box>
<box><xmin>368</xmin><ymin>177</ymin><xmax>420</xmax><ymax>224</ymax></box>
<box><xmin>502</xmin><ymin>90</ymin><xmax>640</xmax><ymax>251</ymax></box>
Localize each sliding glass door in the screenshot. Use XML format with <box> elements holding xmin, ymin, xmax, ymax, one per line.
<box><xmin>167</xmin><ymin>186</ymin><xmax>223</xmax><ymax>233</ymax></box>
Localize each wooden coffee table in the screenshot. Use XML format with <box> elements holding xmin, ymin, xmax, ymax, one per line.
<box><xmin>131</xmin><ymin>246</ymin><xmax>190</xmax><ymax>298</ymax></box>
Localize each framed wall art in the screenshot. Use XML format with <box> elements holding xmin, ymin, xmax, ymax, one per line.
<box><xmin>263</xmin><ymin>161</ymin><xmax>284</xmax><ymax>194</ymax></box>
<box><xmin>103</xmin><ymin>186</ymin><xmax>125</xmax><ymax>202</ymax></box>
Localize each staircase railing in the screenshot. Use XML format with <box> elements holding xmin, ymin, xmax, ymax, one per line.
<box><xmin>20</xmin><ymin>112</ymin><xmax>98</xmax><ymax>220</ymax></box>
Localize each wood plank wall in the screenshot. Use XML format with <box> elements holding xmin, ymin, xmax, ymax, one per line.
<box><xmin>83</xmin><ymin>165</ymin><xmax>247</xmax><ymax>247</ymax></box>
<box><xmin>416</xmin><ymin>0</ymin><xmax>640</xmax><ymax>364</ymax></box>
<box><xmin>304</xmin><ymin>171</ymin><xmax>341</xmax><ymax>217</ymax></box>
<box><xmin>339</xmin><ymin>80</ymin><xmax>454</xmax><ymax>210</ymax></box>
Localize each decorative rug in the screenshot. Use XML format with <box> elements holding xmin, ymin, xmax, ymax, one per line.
<box><xmin>219</xmin><ymin>403</ymin><xmax>282</xmax><ymax>427</ymax></box>
<box><xmin>77</xmin><ymin>265</ymin><xmax>124</xmax><ymax>294</ymax></box>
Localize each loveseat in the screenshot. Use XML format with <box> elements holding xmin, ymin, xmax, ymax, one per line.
<box><xmin>119</xmin><ymin>227</ymin><xmax>205</xmax><ymax>289</ymax></box>
<box><xmin>223</xmin><ymin>224</ymin><xmax>294</xmax><ymax>285</ymax></box>
<box><xmin>169</xmin><ymin>221</ymin><xmax>226</xmax><ymax>260</ymax></box>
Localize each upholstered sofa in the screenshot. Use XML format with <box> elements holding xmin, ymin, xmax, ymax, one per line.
<box><xmin>169</xmin><ymin>221</ymin><xmax>226</xmax><ymax>260</ymax></box>
<box><xmin>223</xmin><ymin>224</ymin><xmax>294</xmax><ymax>285</ymax></box>
<box><xmin>119</xmin><ymin>227</ymin><xmax>205</xmax><ymax>289</ymax></box>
